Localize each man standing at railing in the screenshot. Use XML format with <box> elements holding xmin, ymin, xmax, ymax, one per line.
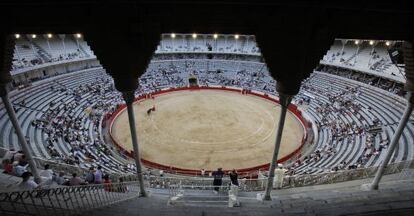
<box><xmin>273</xmin><ymin>163</ymin><xmax>286</xmax><ymax>189</ymax></box>
<box><xmin>212</xmin><ymin>167</ymin><xmax>224</xmax><ymax>194</ymax></box>
<box><xmin>229</xmin><ymin>169</ymin><xmax>239</xmax><ymax>186</ymax></box>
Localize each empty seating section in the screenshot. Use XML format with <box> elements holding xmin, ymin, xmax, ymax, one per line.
<box><xmin>11</xmin><ymin>35</ymin><xmax>95</xmax><ymax>71</ymax></box>
<box><xmin>321</xmin><ymin>39</ymin><xmax>405</xmax><ymax>80</ymax></box>
<box><xmin>12</xmin><ymin>40</ymin><xmax>43</xmax><ymax>69</ymax></box>
<box><xmin>157</xmin><ymin>34</ymin><xmax>260</xmax><ymax>55</ymax></box>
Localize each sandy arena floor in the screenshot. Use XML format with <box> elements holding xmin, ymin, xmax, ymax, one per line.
<box><xmin>111</xmin><ymin>90</ymin><xmax>304</xmax><ymax>170</ymax></box>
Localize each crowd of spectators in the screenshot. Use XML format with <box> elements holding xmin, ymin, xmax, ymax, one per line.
<box><xmin>1</xmin><ymin>148</ymin><xmax>129</xmax><ymax>191</ymax></box>
<box><xmin>29</xmin><ymin>74</ymin><xmax>136</xmax><ymax>174</ymax></box>
<box><xmin>4</xmin><ymin>43</ymin><xmax>408</xmax><ymax>190</ymax></box>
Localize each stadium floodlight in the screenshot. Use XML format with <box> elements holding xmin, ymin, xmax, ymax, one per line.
<box><xmin>213</xmin><ymin>34</ymin><xmax>218</xmax><ymax>39</ymax></box>
<box><xmin>47</xmin><ymin>33</ymin><xmax>53</xmax><ymax>39</ymax></box>
<box><xmin>385</xmin><ymin>41</ymin><xmax>391</xmax><ymax>46</ymax></box>
<box><xmin>171</xmin><ymin>33</ymin><xmax>176</xmax><ymax>38</ymax></box>
<box><xmin>192</xmin><ymin>33</ymin><xmax>197</xmax><ymax>39</ymax></box>
<box><xmin>369</xmin><ymin>40</ymin><xmax>374</xmax><ymax>45</ymax></box>
<box><xmin>354</xmin><ymin>40</ymin><xmax>359</xmax><ymax>45</ymax></box>
<box><xmin>76</xmin><ymin>33</ymin><xmax>82</xmax><ymax>38</ymax></box>
<box><xmin>15</xmin><ymin>34</ymin><xmax>20</xmax><ymax>39</ymax></box>
<box><xmin>235</xmin><ymin>34</ymin><xmax>239</xmax><ymax>39</ymax></box>
<box><xmin>32</xmin><ymin>34</ymin><xmax>37</xmax><ymax>39</ymax></box>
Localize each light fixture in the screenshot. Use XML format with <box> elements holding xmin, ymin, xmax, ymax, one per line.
<box><xmin>76</xmin><ymin>33</ymin><xmax>82</xmax><ymax>39</ymax></box>
<box><xmin>15</xmin><ymin>34</ymin><xmax>20</xmax><ymax>39</ymax></box>
<box><xmin>32</xmin><ymin>34</ymin><xmax>37</xmax><ymax>39</ymax></box>
<box><xmin>385</xmin><ymin>41</ymin><xmax>390</xmax><ymax>46</ymax></box>
<box><xmin>354</xmin><ymin>40</ymin><xmax>359</xmax><ymax>45</ymax></box>
<box><xmin>47</xmin><ymin>33</ymin><xmax>53</xmax><ymax>39</ymax></box>
<box><xmin>213</xmin><ymin>34</ymin><xmax>218</xmax><ymax>39</ymax></box>
<box><xmin>369</xmin><ymin>40</ymin><xmax>374</xmax><ymax>45</ymax></box>
<box><xmin>192</xmin><ymin>33</ymin><xmax>197</xmax><ymax>39</ymax></box>
<box><xmin>235</xmin><ymin>34</ymin><xmax>239</xmax><ymax>39</ymax></box>
<box><xmin>171</xmin><ymin>33</ymin><xmax>176</xmax><ymax>38</ymax></box>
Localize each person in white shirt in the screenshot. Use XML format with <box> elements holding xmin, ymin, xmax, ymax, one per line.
<box><xmin>273</xmin><ymin>163</ymin><xmax>286</xmax><ymax>189</ymax></box>
<box><xmin>14</xmin><ymin>161</ymin><xmax>29</xmax><ymax>177</ymax></box>
<box><xmin>40</xmin><ymin>164</ymin><xmax>53</xmax><ymax>179</ymax></box>
<box><xmin>18</xmin><ymin>172</ymin><xmax>39</xmax><ymax>190</ymax></box>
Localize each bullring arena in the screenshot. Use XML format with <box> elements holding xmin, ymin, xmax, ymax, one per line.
<box><xmin>110</xmin><ymin>87</ymin><xmax>305</xmax><ymax>171</ymax></box>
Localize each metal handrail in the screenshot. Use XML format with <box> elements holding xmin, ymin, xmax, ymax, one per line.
<box><xmin>0</xmin><ymin>181</ymin><xmax>143</xmax><ymax>216</ymax></box>
<box><xmin>147</xmin><ymin>159</ymin><xmax>414</xmax><ymax>191</ymax></box>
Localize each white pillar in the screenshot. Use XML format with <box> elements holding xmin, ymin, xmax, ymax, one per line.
<box><xmin>246</xmin><ymin>36</ymin><xmax>250</xmax><ymax>53</ymax></box>
<box><xmin>46</xmin><ymin>39</ymin><xmax>52</xmax><ymax>54</ymax></box>
<box><xmin>354</xmin><ymin>45</ymin><xmax>360</xmax><ymax>65</ymax></box>
<box><xmin>14</xmin><ymin>44</ymin><xmax>22</xmax><ymax>62</ymax></box>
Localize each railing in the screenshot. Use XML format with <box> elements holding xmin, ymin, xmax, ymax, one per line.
<box><xmin>284</xmin><ymin>159</ymin><xmax>414</xmax><ymax>188</ymax></box>
<box><xmin>147</xmin><ymin>159</ymin><xmax>414</xmax><ymax>191</ymax></box>
<box><xmin>0</xmin><ymin>147</ymin><xmax>137</xmax><ymax>183</ymax></box>
<box><xmin>0</xmin><ymin>181</ymin><xmax>143</xmax><ymax>216</ymax></box>
<box><xmin>1</xmin><ymin>160</ymin><xmax>413</xmax><ymax>215</ymax></box>
<box><xmin>149</xmin><ymin>175</ymin><xmax>272</xmax><ymax>192</ymax></box>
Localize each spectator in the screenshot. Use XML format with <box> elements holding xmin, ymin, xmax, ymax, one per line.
<box><xmin>273</xmin><ymin>164</ymin><xmax>285</xmax><ymax>189</ymax></box>
<box><xmin>18</xmin><ymin>172</ymin><xmax>39</xmax><ymax>190</ymax></box>
<box><xmin>229</xmin><ymin>169</ymin><xmax>239</xmax><ymax>186</ymax></box>
<box><xmin>2</xmin><ymin>148</ymin><xmax>17</xmax><ymax>161</ymax></box>
<box><xmin>103</xmin><ymin>174</ymin><xmax>112</xmax><ymax>192</ymax></box>
<box><xmin>86</xmin><ymin>167</ymin><xmax>95</xmax><ymax>184</ymax></box>
<box><xmin>2</xmin><ymin>159</ymin><xmax>13</xmax><ymax>174</ymax></box>
<box><xmin>94</xmin><ymin>166</ymin><xmax>103</xmax><ymax>184</ymax></box>
<box><xmin>12</xmin><ymin>151</ymin><xmax>25</xmax><ymax>164</ymax></box>
<box><xmin>14</xmin><ymin>160</ymin><xmax>29</xmax><ymax>177</ymax></box>
<box><xmin>69</xmin><ymin>173</ymin><xmax>83</xmax><ymax>186</ymax></box>
<box><xmin>212</xmin><ymin>167</ymin><xmax>224</xmax><ymax>193</ymax></box>
<box><xmin>54</xmin><ymin>172</ymin><xmax>66</xmax><ymax>185</ymax></box>
<box><xmin>40</xmin><ymin>164</ymin><xmax>54</xmax><ymax>186</ymax></box>
<box><xmin>40</xmin><ymin>164</ymin><xmax>53</xmax><ymax>179</ymax></box>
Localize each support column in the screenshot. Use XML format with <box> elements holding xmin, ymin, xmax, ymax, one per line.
<box><xmin>263</xmin><ymin>93</ymin><xmax>293</xmax><ymax>200</ymax></box>
<box><xmin>0</xmin><ymin>85</ymin><xmax>41</xmax><ymax>183</ymax></box>
<box><xmin>367</xmin><ymin>92</ymin><xmax>413</xmax><ymax>190</ymax></box>
<box><xmin>122</xmin><ymin>91</ymin><xmax>147</xmax><ymax>197</ymax></box>
<box><xmin>366</xmin><ymin>39</ymin><xmax>414</xmax><ymax>190</ymax></box>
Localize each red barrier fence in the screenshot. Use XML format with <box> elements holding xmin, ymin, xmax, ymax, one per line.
<box><xmin>105</xmin><ymin>85</ymin><xmax>311</xmax><ymax>177</ymax></box>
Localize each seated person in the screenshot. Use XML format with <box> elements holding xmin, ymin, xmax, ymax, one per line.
<box><xmin>17</xmin><ymin>172</ymin><xmax>39</xmax><ymax>190</ymax></box>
